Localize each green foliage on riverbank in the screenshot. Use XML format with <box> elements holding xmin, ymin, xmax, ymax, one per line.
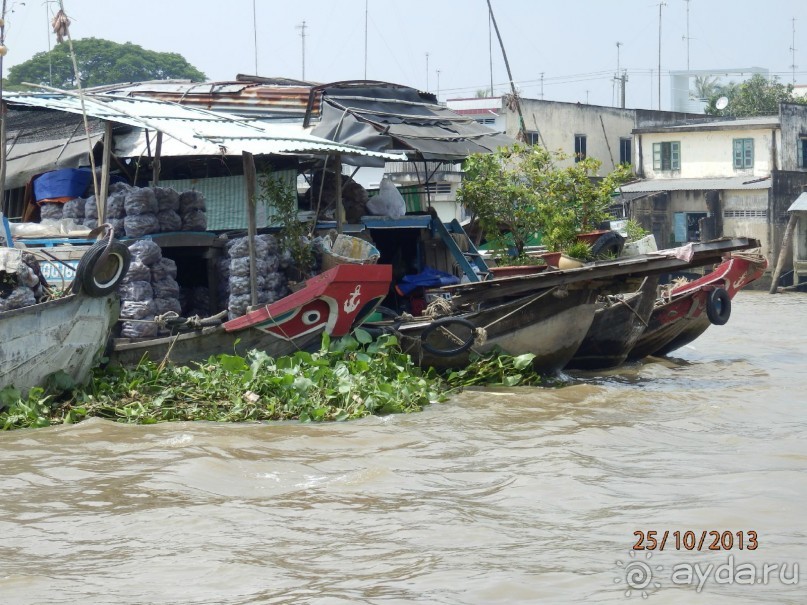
<box><xmin>0</xmin><ymin>332</ymin><xmax>546</xmax><ymax>431</ymax></box>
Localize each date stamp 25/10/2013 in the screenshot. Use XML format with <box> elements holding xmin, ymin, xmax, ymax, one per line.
<box><xmin>632</xmin><ymin>530</ymin><xmax>758</xmax><ymax>552</ymax></box>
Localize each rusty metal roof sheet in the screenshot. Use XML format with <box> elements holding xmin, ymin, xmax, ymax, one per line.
<box><xmin>3</xmin><ymin>93</ymin><xmax>403</xmax><ymax>164</ymax></box>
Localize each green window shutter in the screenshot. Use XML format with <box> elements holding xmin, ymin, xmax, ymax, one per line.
<box><xmin>733</xmin><ymin>139</ymin><xmax>743</xmax><ymax>169</ymax></box>
<box><xmin>653</xmin><ymin>143</ymin><xmax>661</xmax><ymax>170</ymax></box>
<box><xmin>744</xmin><ymin>139</ymin><xmax>754</xmax><ymax>168</ymax></box>
<box><xmin>671</xmin><ymin>142</ymin><xmax>680</xmax><ymax>170</ymax></box>
<box><xmin>800</xmin><ymin>139</ymin><xmax>806</xmax><ymax>168</ymax></box>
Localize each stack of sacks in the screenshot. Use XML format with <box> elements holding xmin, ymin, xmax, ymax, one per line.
<box><xmin>178</xmin><ymin>190</ymin><xmax>207</xmax><ymax>231</ymax></box>
<box><xmin>105</xmin><ymin>183</ymin><xmax>130</xmax><ymax>235</ymax></box>
<box><xmin>154</xmin><ymin>187</ymin><xmax>182</xmax><ymax>232</ymax></box>
<box><xmin>123</xmin><ymin>187</ymin><xmax>160</xmax><ymax>237</ymax></box>
<box><xmin>117</xmin><ymin>240</ymin><xmax>182</xmax><ymax>338</ymax></box>
<box><xmin>221</xmin><ymin>234</ymin><xmax>287</xmax><ymax>320</ymax></box>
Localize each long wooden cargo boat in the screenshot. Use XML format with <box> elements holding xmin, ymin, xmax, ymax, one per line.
<box><xmin>627</xmin><ymin>252</ymin><xmax>767</xmax><ymax>361</ymax></box>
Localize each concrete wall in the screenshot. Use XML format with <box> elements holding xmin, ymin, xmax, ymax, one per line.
<box><xmin>779</xmin><ymin>103</ymin><xmax>807</xmax><ymax>171</ymax></box>
<box><xmin>638</xmin><ymin>128</ymin><xmax>779</xmax><ymax>179</ymax></box>
<box><xmin>504</xmin><ymin>99</ymin><xmax>635</xmax><ymax>174</ymax></box>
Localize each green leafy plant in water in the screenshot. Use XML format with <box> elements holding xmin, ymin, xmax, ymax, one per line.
<box><xmin>0</xmin><ymin>332</ymin><xmax>558</xmax><ymax>431</ymax></box>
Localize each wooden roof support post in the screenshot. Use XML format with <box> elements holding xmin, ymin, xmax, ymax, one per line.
<box><xmin>153</xmin><ymin>131</ymin><xmax>163</xmax><ymax>186</ymax></box>
<box><xmin>243</xmin><ymin>151</ymin><xmax>259</xmax><ymax>308</ymax></box>
<box><xmin>98</xmin><ymin>120</ymin><xmax>113</xmax><ymax>223</ymax></box>
<box><xmin>334</xmin><ymin>153</ymin><xmax>343</xmax><ymax>233</ymax></box>
<box><xmin>0</xmin><ymin>101</ymin><xmax>7</xmax><ymax>215</ymax></box>
<box><xmin>769</xmin><ymin>212</ymin><xmax>798</xmax><ymax>294</ymax></box>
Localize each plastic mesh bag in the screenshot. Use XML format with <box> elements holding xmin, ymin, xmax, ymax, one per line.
<box><xmin>106</xmin><ymin>192</ymin><xmax>126</xmax><ymax>219</ymax></box>
<box><xmin>151</xmin><ymin>258</ymin><xmax>177</xmax><ymax>282</ymax></box>
<box><xmin>120</xmin><ymin>321</ymin><xmax>159</xmax><ymax>339</ymax></box>
<box><xmin>62</xmin><ymin>198</ymin><xmax>85</xmax><ymax>220</ymax></box>
<box><xmin>180</xmin><ymin>209</ymin><xmax>207</xmax><ymax>231</ymax></box>
<box><xmin>229</xmin><ymin>275</ymin><xmax>266</xmax><ymax>296</ymax></box>
<box><xmin>118</xmin><ymin>280</ymin><xmax>154</xmax><ymax>302</ymax></box>
<box><xmin>179</xmin><ymin>190</ymin><xmax>206</xmax><ymax>212</ymax></box>
<box><xmin>154</xmin><ymin>297</ymin><xmax>182</xmax><ymax>316</ymax></box>
<box><xmin>128</xmin><ymin>240</ymin><xmax>163</xmax><ymax>266</ymax></box>
<box><xmin>157</xmin><ymin>210</ymin><xmax>182</xmax><ymax>232</ymax></box>
<box><xmin>0</xmin><ymin>286</ymin><xmax>37</xmax><ymax>311</ymax></box>
<box><xmin>229</xmin><ymin>256</ymin><xmax>270</xmax><ymax>278</ymax></box>
<box><xmin>154</xmin><ymin>187</ymin><xmax>181</xmax><ymax>212</ymax></box>
<box><xmin>84</xmin><ymin>196</ymin><xmax>99</xmax><ymax>220</ymax></box>
<box><xmin>226</xmin><ymin>236</ymin><xmax>269</xmax><ymax>259</ymax></box>
<box><xmin>124</xmin><ymin>214</ymin><xmax>160</xmax><ymax>237</ymax></box>
<box><xmin>40</xmin><ymin>203</ymin><xmax>64</xmax><ymax>221</ymax></box>
<box><xmin>124</xmin><ymin>188</ymin><xmax>158</xmax><ymax>215</ymax></box>
<box><xmin>153</xmin><ymin>277</ymin><xmax>180</xmax><ymax>300</ymax></box>
<box><xmin>120</xmin><ymin>299</ymin><xmax>156</xmax><ymax>320</ymax></box>
<box><xmin>108</xmin><ymin>218</ymin><xmax>126</xmax><ymax>236</ymax></box>
<box><xmin>122</xmin><ymin>260</ymin><xmax>151</xmax><ymax>283</ymax></box>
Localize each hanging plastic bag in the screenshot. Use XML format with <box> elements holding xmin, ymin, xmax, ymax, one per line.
<box><xmin>367</xmin><ymin>176</ymin><xmax>406</xmax><ymax>218</ymax></box>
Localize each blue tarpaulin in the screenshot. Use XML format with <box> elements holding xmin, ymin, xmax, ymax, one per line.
<box><xmin>395</xmin><ymin>267</ymin><xmax>460</xmax><ymax>296</ymax></box>
<box><xmin>33</xmin><ymin>168</ymin><xmax>92</xmax><ymax>202</ymax></box>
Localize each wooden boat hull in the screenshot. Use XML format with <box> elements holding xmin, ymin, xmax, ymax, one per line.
<box><xmin>0</xmin><ymin>294</ymin><xmax>119</xmax><ymax>392</ymax></box>
<box><xmin>567</xmin><ymin>276</ymin><xmax>660</xmax><ymax>370</ymax></box>
<box><xmin>110</xmin><ymin>263</ymin><xmax>392</xmax><ymax>367</ymax></box>
<box><xmin>388</xmin><ymin>287</ymin><xmax>597</xmax><ymax>373</ymax></box>
<box><xmin>627</xmin><ymin>254</ymin><xmax>766</xmax><ymax>360</ymax></box>
<box><xmin>109</xmin><ymin>325</ymin><xmax>325</xmax><ymax>367</ymax></box>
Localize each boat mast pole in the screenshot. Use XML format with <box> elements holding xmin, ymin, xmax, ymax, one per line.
<box><xmin>486</xmin><ymin>0</ymin><xmax>526</xmax><ymax>141</ymax></box>
<box><xmin>54</xmin><ymin>2</ymin><xmax>102</xmax><ymax>217</ymax></box>
<box><xmin>0</xmin><ymin>0</ymin><xmax>8</xmax><ymax>213</ymax></box>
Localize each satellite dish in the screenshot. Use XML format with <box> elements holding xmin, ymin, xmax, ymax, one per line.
<box><xmin>715</xmin><ymin>96</ymin><xmax>729</xmax><ymax>110</ymax></box>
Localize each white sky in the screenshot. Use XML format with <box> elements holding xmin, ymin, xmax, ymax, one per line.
<box><xmin>2</xmin><ymin>0</ymin><xmax>806</xmax><ymax>110</ymax></box>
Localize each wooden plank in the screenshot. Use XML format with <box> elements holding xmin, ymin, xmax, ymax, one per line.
<box><xmin>242</xmin><ymin>151</ymin><xmax>258</xmax><ymax>308</ymax></box>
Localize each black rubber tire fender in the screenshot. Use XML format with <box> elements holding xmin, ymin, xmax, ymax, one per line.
<box><xmin>420</xmin><ymin>317</ymin><xmax>476</xmax><ymax>357</ymax></box>
<box><xmin>590</xmin><ymin>230</ymin><xmax>626</xmax><ymax>259</ymax></box>
<box><xmin>74</xmin><ymin>239</ymin><xmax>131</xmax><ymax>297</ymax></box>
<box><xmin>706</xmin><ymin>287</ymin><xmax>731</xmax><ymax>326</ymax></box>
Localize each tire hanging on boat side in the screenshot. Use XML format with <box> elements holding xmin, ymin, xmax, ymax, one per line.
<box><xmin>706</xmin><ymin>287</ymin><xmax>731</xmax><ymax>325</ymax></box>
<box><xmin>73</xmin><ymin>239</ymin><xmax>132</xmax><ymax>297</ymax></box>
<box><xmin>420</xmin><ymin>317</ymin><xmax>476</xmax><ymax>357</ymax></box>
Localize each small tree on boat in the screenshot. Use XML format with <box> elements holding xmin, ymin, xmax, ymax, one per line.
<box><xmin>457</xmin><ymin>144</ymin><xmax>631</xmax><ymax>259</ymax></box>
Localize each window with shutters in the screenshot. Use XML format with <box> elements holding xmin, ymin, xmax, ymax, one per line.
<box><xmin>799</xmin><ymin>137</ymin><xmax>807</xmax><ymax>169</ymax></box>
<box><xmin>652</xmin><ymin>141</ymin><xmax>680</xmax><ymax>171</ymax></box>
<box><xmin>733</xmin><ymin>138</ymin><xmax>754</xmax><ymax>170</ymax></box>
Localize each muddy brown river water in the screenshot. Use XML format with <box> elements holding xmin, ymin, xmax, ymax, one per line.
<box><xmin>1</xmin><ymin>291</ymin><xmax>805</xmax><ymax>604</ymax></box>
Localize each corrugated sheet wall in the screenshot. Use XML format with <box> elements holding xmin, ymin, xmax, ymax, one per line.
<box><xmin>159</xmin><ymin>170</ymin><xmax>296</xmax><ymax>231</ymax></box>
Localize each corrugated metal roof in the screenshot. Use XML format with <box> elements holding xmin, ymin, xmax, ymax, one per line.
<box><xmin>788</xmin><ymin>192</ymin><xmax>807</xmax><ymax>212</ymax></box>
<box><xmin>3</xmin><ymin>93</ymin><xmax>404</xmax><ymax>163</ymax></box>
<box><xmin>95</xmin><ymin>80</ymin><xmax>318</xmax><ymax>121</ymax></box>
<box><xmin>620</xmin><ymin>176</ymin><xmax>772</xmax><ymax>192</ymax></box>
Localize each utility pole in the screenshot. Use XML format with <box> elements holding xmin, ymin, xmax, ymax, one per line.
<box><xmin>614</xmin><ymin>42</ymin><xmax>622</xmax><ymax>107</ymax></box>
<box><xmin>488</xmin><ymin>11</ymin><xmax>494</xmax><ymax>96</ymax></box>
<box><xmin>791</xmin><ymin>18</ymin><xmax>798</xmax><ymax>85</ymax></box>
<box><xmin>619</xmin><ymin>71</ymin><xmax>628</xmax><ymax>108</ymax></box>
<box><xmin>296</xmin><ymin>20</ymin><xmax>307</xmax><ymax>81</ymax></box>
<box><xmin>436</xmin><ymin>69</ymin><xmax>441</xmax><ymax>101</ymax></box>
<box><xmin>364</xmin><ymin>0</ymin><xmax>368</xmax><ymax>79</ymax></box>
<box><xmin>425</xmin><ymin>52</ymin><xmax>429</xmax><ymax>91</ymax></box>
<box><xmin>658</xmin><ymin>1</ymin><xmax>666</xmax><ymax>110</ymax></box>
<box><xmin>683</xmin><ymin>0</ymin><xmax>691</xmax><ymax>71</ymax></box>
<box><xmin>252</xmin><ymin>0</ymin><xmax>258</xmax><ymax>75</ymax></box>
<box><xmin>540</xmin><ymin>72</ymin><xmax>544</xmax><ymax>100</ymax></box>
